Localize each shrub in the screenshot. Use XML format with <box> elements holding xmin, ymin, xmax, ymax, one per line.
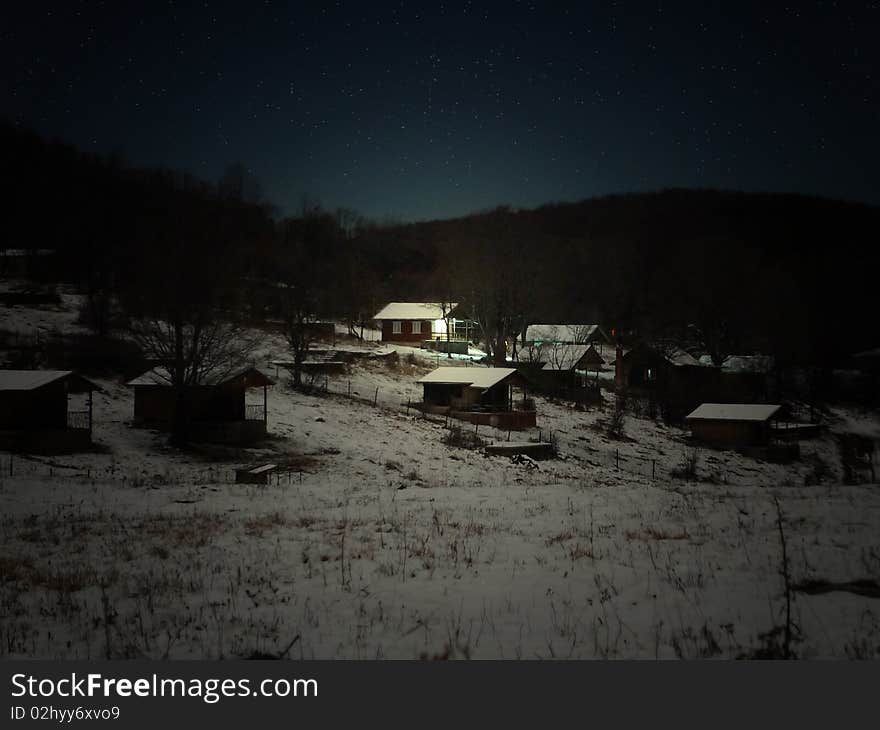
<box><xmin>442</xmin><ymin>424</ymin><xmax>485</xmax><ymax>450</ymax></box>
<box><xmin>671</xmin><ymin>449</ymin><xmax>700</xmax><ymax>480</ymax></box>
<box><xmin>606</xmin><ymin>395</ymin><xmax>627</xmax><ymax>437</ymax></box>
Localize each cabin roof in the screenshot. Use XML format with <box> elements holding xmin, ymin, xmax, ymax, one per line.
<box><xmin>525</xmin><ymin>324</ymin><xmax>603</xmax><ymax>343</ymax></box>
<box><xmin>418</xmin><ymin>366</ymin><xmax>518</xmax><ymax>390</ymax></box>
<box><xmin>853</xmin><ymin>347</ymin><xmax>880</xmax><ymax>360</ymax></box>
<box><xmin>623</xmin><ymin>344</ymin><xmax>704</xmax><ymax>367</ymax></box>
<box><xmin>0</xmin><ymin>369</ymin><xmax>99</xmax><ymax>393</ymax></box>
<box><xmin>373</xmin><ymin>302</ymin><xmax>456</xmax><ymax>320</ymax></box>
<box><xmin>685</xmin><ymin>403</ymin><xmax>781</xmax><ymax>422</ymax></box>
<box><xmin>126</xmin><ymin>366</ymin><xmax>274</xmax><ymax>388</ymax></box>
<box><xmin>533</xmin><ymin>343</ymin><xmax>606</xmax><ymax>371</ymax></box>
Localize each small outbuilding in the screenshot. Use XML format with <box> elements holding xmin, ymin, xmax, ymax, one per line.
<box><xmin>127</xmin><ymin>366</ymin><xmax>274</xmax><ymax>444</ymax></box>
<box><xmin>0</xmin><ymin>369</ymin><xmax>99</xmax><ymax>452</ymax></box>
<box><xmin>685</xmin><ymin>403</ymin><xmax>781</xmax><ymax>448</ymax></box>
<box><xmin>417</xmin><ymin>366</ymin><xmax>535</xmax><ymax>429</ymax></box>
<box><xmin>515</xmin><ymin>343</ymin><xmax>605</xmax><ymax>403</ymax></box>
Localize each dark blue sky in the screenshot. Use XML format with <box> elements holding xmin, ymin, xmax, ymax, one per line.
<box><xmin>4</xmin><ymin>1</ymin><xmax>879</xmax><ymax>220</ymax></box>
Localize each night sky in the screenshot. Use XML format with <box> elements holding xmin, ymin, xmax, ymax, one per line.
<box><xmin>4</xmin><ymin>1</ymin><xmax>879</xmax><ymax>221</ymax></box>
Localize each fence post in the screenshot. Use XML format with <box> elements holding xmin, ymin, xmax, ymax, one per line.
<box><xmin>616</xmin><ymin>448</ymin><xmax>619</xmax><ymax>470</ymax></box>
<box><xmin>348</xmin><ymin>381</ymin><xmax>351</xmax><ymax>398</ymax></box>
<box><xmin>373</xmin><ymin>387</ymin><xmax>379</xmax><ymax>406</ymax></box>
<box><xmin>652</xmin><ymin>460</ymin><xmax>655</xmax><ymax>480</ymax></box>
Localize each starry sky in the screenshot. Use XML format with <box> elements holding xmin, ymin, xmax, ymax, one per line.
<box><xmin>3</xmin><ymin>1</ymin><xmax>879</xmax><ymax>221</ymax></box>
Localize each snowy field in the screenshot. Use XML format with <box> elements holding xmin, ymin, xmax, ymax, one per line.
<box><xmin>1</xmin><ymin>295</ymin><xmax>879</xmax><ymax>659</ymax></box>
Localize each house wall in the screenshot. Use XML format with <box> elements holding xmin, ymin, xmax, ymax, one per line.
<box><xmin>133</xmin><ymin>386</ymin><xmax>245</xmax><ymax>426</ymax></box>
<box><xmin>423</xmin><ymin>383</ymin><xmax>465</xmax><ymax>407</ymax></box>
<box><xmin>451</xmin><ymin>409</ymin><xmax>537</xmax><ymax>430</ymax></box>
<box><xmin>381</xmin><ymin>319</ymin><xmax>433</xmax><ymax>343</ymax></box>
<box><xmin>0</xmin><ymin>382</ymin><xmax>68</xmax><ymax>430</ymax></box>
<box><xmin>689</xmin><ymin>419</ymin><xmax>769</xmax><ymax>448</ymax></box>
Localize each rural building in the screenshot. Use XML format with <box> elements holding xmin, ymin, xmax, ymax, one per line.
<box><xmin>614</xmin><ymin>344</ymin><xmax>718</xmax><ymax>418</ymax></box>
<box><xmin>516</xmin><ymin>343</ymin><xmax>605</xmax><ymax>401</ymax></box>
<box><xmin>417</xmin><ymin>366</ymin><xmax>535</xmax><ymax>429</ymax></box>
<box><xmin>718</xmin><ymin>354</ymin><xmax>774</xmax><ymax>402</ymax></box>
<box><xmin>0</xmin><ymin>248</ymin><xmax>57</xmax><ymax>280</ymax></box>
<box><xmin>0</xmin><ymin>369</ymin><xmax>99</xmax><ymax>452</ymax></box>
<box><xmin>373</xmin><ymin>302</ymin><xmax>471</xmax><ymax>346</ymax></box>
<box><xmin>685</xmin><ymin>403</ymin><xmax>781</xmax><ymax>448</ymax></box>
<box><xmin>852</xmin><ymin>347</ymin><xmax>880</xmax><ymax>373</ymax></box>
<box><xmin>127</xmin><ymin>366</ymin><xmax>273</xmax><ymax>444</ymax></box>
<box><xmin>524</xmin><ymin>324</ymin><xmax>612</xmax><ymax>353</ymax></box>
<box><xmin>527</xmin><ymin>343</ymin><xmax>605</xmax><ymax>374</ymax></box>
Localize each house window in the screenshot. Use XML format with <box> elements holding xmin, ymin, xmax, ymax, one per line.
<box><xmin>411</xmin><ymin>321</ymin><xmax>422</xmax><ymax>334</ymax></box>
<box><xmin>392</xmin><ymin>321</ymin><xmax>402</xmax><ymax>334</ymax></box>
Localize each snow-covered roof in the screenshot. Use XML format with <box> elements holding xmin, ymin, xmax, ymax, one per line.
<box><xmin>531</xmin><ymin>344</ymin><xmax>601</xmax><ymax>371</ymax></box>
<box><xmin>418</xmin><ymin>367</ymin><xmax>518</xmax><ymax>390</ymax></box>
<box><xmin>525</xmin><ymin>324</ymin><xmax>603</xmax><ymax>344</ymax></box>
<box><xmin>625</xmin><ymin>345</ymin><xmax>704</xmax><ymax>367</ymax></box>
<box><xmin>853</xmin><ymin>347</ymin><xmax>880</xmax><ymax>360</ymax></box>
<box><xmin>721</xmin><ymin>354</ymin><xmax>775</xmax><ymax>373</ymax></box>
<box><xmin>0</xmin><ymin>370</ymin><xmax>98</xmax><ymax>392</ymax></box>
<box><xmin>374</xmin><ymin>302</ymin><xmax>456</xmax><ymax>321</ymax></box>
<box><xmin>685</xmin><ymin>403</ymin><xmax>781</xmax><ymax>422</ymax></box>
<box><xmin>1</xmin><ymin>248</ymin><xmax>56</xmax><ymax>257</ymax></box>
<box><xmin>126</xmin><ymin>366</ymin><xmax>273</xmax><ymax>388</ymax></box>
<box><xmin>665</xmin><ymin>348</ymin><xmax>703</xmax><ymax>367</ymax></box>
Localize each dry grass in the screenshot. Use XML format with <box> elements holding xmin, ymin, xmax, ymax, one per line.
<box><xmin>625</xmin><ymin>527</ymin><xmax>691</xmax><ymax>541</ymax></box>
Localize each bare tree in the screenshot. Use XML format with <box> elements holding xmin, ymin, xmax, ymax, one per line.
<box><xmin>120</xmin><ymin>181</ymin><xmax>257</xmax><ymax>445</ymax></box>
<box><xmin>273</xmin><ymin>211</ymin><xmax>336</xmax><ymax>386</ymax></box>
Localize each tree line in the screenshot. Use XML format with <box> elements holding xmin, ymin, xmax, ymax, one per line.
<box><xmin>3</xmin><ymin>121</ymin><xmax>878</xmax><ymax>429</ymax></box>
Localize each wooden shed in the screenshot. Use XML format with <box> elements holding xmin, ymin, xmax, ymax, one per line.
<box><xmin>515</xmin><ymin>343</ymin><xmax>605</xmax><ymax>403</ymax></box>
<box><xmin>127</xmin><ymin>366</ymin><xmax>273</xmax><ymax>444</ymax></box>
<box><xmin>685</xmin><ymin>403</ymin><xmax>781</xmax><ymax>448</ymax></box>
<box><xmin>0</xmin><ymin>369</ymin><xmax>99</xmax><ymax>452</ymax></box>
<box><xmin>417</xmin><ymin>366</ymin><xmax>535</xmax><ymax>429</ymax></box>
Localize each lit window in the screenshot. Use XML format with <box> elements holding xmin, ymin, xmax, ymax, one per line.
<box><xmin>392</xmin><ymin>321</ymin><xmax>402</xmax><ymax>334</ymax></box>
<box><xmin>412</xmin><ymin>321</ymin><xmax>422</xmax><ymax>334</ymax></box>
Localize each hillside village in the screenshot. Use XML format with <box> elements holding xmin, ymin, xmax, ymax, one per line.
<box><xmin>1</xmin><ymin>273</ymin><xmax>879</xmax><ymax>659</ymax></box>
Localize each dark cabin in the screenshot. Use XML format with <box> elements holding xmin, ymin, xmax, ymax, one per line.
<box><xmin>0</xmin><ymin>369</ymin><xmax>99</xmax><ymax>452</ymax></box>
<box><xmin>126</xmin><ymin>366</ymin><xmax>274</xmax><ymax>444</ymax></box>
<box><xmin>515</xmin><ymin>343</ymin><xmax>605</xmax><ymax>403</ymax></box>
<box><xmin>523</xmin><ymin>324</ymin><xmax>612</xmax><ymax>356</ymax></box>
<box><xmin>614</xmin><ymin>344</ymin><xmax>719</xmax><ymax>419</ymax></box>
<box><xmin>685</xmin><ymin>403</ymin><xmax>781</xmax><ymax>448</ymax></box>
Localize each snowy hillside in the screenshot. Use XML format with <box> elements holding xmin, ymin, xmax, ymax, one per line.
<box><xmin>1</xmin><ymin>291</ymin><xmax>879</xmax><ymax>659</ymax></box>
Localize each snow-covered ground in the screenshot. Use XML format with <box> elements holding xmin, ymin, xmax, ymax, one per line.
<box><xmin>1</xmin><ymin>293</ymin><xmax>879</xmax><ymax>659</ymax></box>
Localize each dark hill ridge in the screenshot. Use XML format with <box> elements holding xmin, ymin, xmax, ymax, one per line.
<box><xmin>3</xmin><ymin>120</ymin><xmax>877</xmax><ymax>368</ymax></box>
<box><xmin>356</xmin><ymin>189</ymin><xmax>879</xmax><ymax>362</ymax></box>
